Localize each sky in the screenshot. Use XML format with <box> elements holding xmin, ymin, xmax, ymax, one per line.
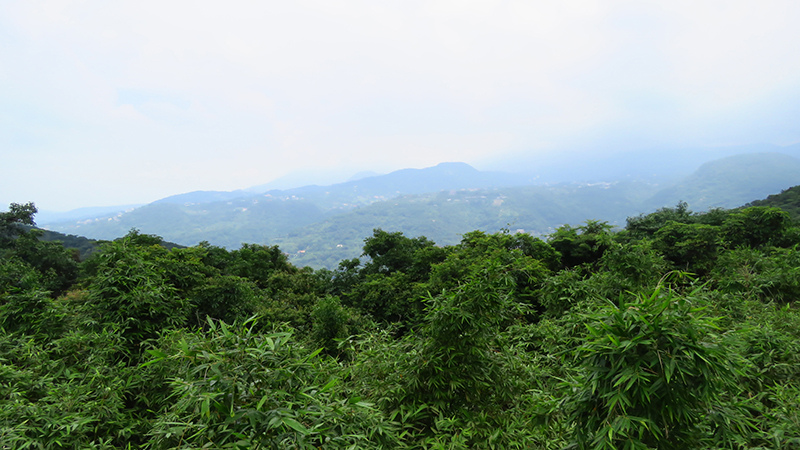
<box><xmin>2</xmin><ymin>1</ymin><xmax>800</xmax><ymax>211</ymax></box>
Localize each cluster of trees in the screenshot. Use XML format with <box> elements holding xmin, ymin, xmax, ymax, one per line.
<box><xmin>2</xmin><ymin>200</ymin><xmax>800</xmax><ymax>448</ymax></box>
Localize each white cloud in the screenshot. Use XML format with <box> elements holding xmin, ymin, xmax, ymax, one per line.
<box><xmin>1</xmin><ymin>0</ymin><xmax>799</xmax><ymax>210</ymax></box>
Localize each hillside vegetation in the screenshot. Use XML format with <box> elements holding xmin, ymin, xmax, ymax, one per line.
<box><xmin>3</xmin><ymin>199</ymin><xmax>800</xmax><ymax>448</ymax></box>
<box><xmin>747</xmin><ymin>184</ymin><xmax>800</xmax><ymax>221</ymax></box>
<box><xmin>646</xmin><ymin>152</ymin><xmax>800</xmax><ymax>210</ymax></box>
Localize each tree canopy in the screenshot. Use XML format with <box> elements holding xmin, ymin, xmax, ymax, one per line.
<box><xmin>1</xmin><ymin>202</ymin><xmax>799</xmax><ymax>448</ymax></box>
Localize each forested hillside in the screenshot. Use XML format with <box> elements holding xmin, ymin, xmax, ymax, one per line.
<box><xmin>30</xmin><ymin>226</ymin><xmax>183</xmax><ymax>261</ymax></box>
<box><xmin>41</xmin><ymin>198</ymin><xmax>328</xmax><ymax>249</ymax></box>
<box><xmin>3</xmin><ymin>199</ymin><xmax>800</xmax><ymax>448</ymax></box>
<box><xmin>747</xmin><ymin>185</ymin><xmax>800</xmax><ymax>221</ymax></box>
<box><xmin>645</xmin><ymin>152</ymin><xmax>800</xmax><ymax>210</ymax></box>
<box><xmin>41</xmin><ymin>153</ymin><xmax>800</xmax><ymax>270</ymax></box>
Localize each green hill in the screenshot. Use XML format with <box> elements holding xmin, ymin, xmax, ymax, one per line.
<box><xmin>746</xmin><ymin>185</ymin><xmax>800</xmax><ymax>221</ymax></box>
<box><xmin>44</xmin><ymin>197</ymin><xmax>326</xmax><ymax>249</ymax></box>
<box><xmin>42</xmin><ymin>162</ymin><xmax>534</xmax><ymax>248</ymax></box>
<box><xmin>35</xmin><ymin>228</ymin><xmax>102</xmax><ymax>260</ymax></box>
<box><xmin>34</xmin><ymin>228</ymin><xmax>184</xmax><ymax>260</ymax></box>
<box><xmin>646</xmin><ymin>152</ymin><xmax>800</xmax><ymax>210</ymax></box>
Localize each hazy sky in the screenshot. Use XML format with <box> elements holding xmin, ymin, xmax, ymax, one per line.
<box><xmin>2</xmin><ymin>1</ymin><xmax>800</xmax><ymax>211</ymax></box>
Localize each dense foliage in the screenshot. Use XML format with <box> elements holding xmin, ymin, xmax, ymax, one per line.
<box><xmin>2</xmin><ymin>200</ymin><xmax>800</xmax><ymax>448</ymax></box>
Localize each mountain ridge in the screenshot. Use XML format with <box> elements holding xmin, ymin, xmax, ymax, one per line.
<box><xmin>38</xmin><ymin>151</ymin><xmax>800</xmax><ymax>269</ymax></box>
<box><xmin>645</xmin><ymin>152</ymin><xmax>800</xmax><ymax>210</ymax></box>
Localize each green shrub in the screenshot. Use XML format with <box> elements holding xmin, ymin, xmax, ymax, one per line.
<box><xmin>653</xmin><ymin>222</ymin><xmax>721</xmax><ymax>275</ymax></box>
<box><xmin>549</xmin><ymin>221</ymin><xmax>614</xmax><ymax>269</ymax></box>
<box><xmin>188</xmin><ymin>274</ymin><xmax>259</xmax><ymax>327</ymax></box>
<box><xmin>146</xmin><ymin>318</ymin><xmax>398</xmax><ymax>449</ymax></box>
<box><xmin>83</xmin><ymin>237</ymin><xmax>190</xmax><ymax>356</ymax></box>
<box><xmin>567</xmin><ymin>284</ymin><xmax>738</xmax><ymax>449</ymax></box>
<box><xmin>311</xmin><ymin>296</ymin><xmax>358</xmax><ymax>357</ymax></box>
<box><xmin>722</xmin><ymin>206</ymin><xmax>792</xmax><ymax>249</ymax></box>
<box><xmin>714</xmin><ymin>247</ymin><xmax>800</xmax><ymax>303</ymax></box>
<box><xmin>539</xmin><ymin>268</ymin><xmax>596</xmax><ymax>317</ymax></box>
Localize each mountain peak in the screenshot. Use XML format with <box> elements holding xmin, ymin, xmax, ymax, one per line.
<box><xmin>433</xmin><ymin>161</ymin><xmax>476</xmax><ymax>169</ymax></box>
<box><xmin>429</xmin><ymin>161</ymin><xmax>478</xmax><ymax>174</ymax></box>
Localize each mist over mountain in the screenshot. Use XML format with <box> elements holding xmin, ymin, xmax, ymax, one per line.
<box><xmin>35</xmin><ymin>204</ymin><xmax>143</xmax><ymax>225</ymax></box>
<box><xmin>152</xmin><ymin>190</ymin><xmax>252</xmax><ymax>205</ymax></box>
<box><xmin>646</xmin><ymin>152</ymin><xmax>800</xmax><ymax>210</ymax></box>
<box><xmin>485</xmin><ymin>142</ymin><xmax>800</xmax><ymax>184</ymax></box>
<box><xmin>40</xmin><ymin>162</ymin><xmax>536</xmax><ymax>249</ymax></box>
<box><xmin>281</xmin><ymin>162</ymin><xmax>537</xmax><ymax>200</ymax></box>
<box><xmin>43</xmin><ymin>198</ymin><xmax>326</xmax><ymax>249</ymax></box>
<box><xmin>245</xmin><ymin>168</ymin><xmax>358</xmax><ymax>193</ymax></box>
<box><xmin>106</xmin><ymin>162</ymin><xmax>537</xmax><ymax>213</ymax></box>
<box><xmin>346</xmin><ymin>170</ymin><xmax>382</xmax><ymax>182</ymax></box>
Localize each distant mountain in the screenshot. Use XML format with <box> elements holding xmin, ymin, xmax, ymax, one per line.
<box><xmin>245</xmin><ymin>168</ymin><xmax>356</xmax><ymax>192</ymax></box>
<box><xmin>43</xmin><ymin>197</ymin><xmax>326</xmax><ymax>249</ymax></box>
<box><xmin>41</xmin><ymin>154</ymin><xmax>800</xmax><ymax>269</ymax></box>
<box><xmin>346</xmin><ymin>170</ymin><xmax>382</xmax><ymax>182</ymax></box>
<box><xmin>261</xmin><ymin>162</ymin><xmax>537</xmax><ymax>208</ymax></box>
<box><xmin>484</xmin><ymin>142</ymin><xmax>800</xmax><ymax>184</ymax></box>
<box><xmin>151</xmin><ymin>190</ymin><xmax>251</xmax><ymax>205</ymax></box>
<box><xmin>245</xmin><ymin>162</ymin><xmax>535</xmax><ymax>195</ymax></box>
<box><xmin>646</xmin><ymin>152</ymin><xmax>800</xmax><ymax>211</ymax></box>
<box><xmin>41</xmin><ymin>162</ymin><xmax>538</xmax><ymax>246</ymax></box>
<box><xmin>35</xmin><ymin>204</ymin><xmax>143</xmax><ymax>225</ymax></box>
<box><xmin>276</xmin><ymin>181</ymin><xmax>659</xmax><ymax>269</ymax></box>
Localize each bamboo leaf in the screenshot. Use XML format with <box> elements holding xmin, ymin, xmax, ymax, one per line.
<box><xmin>282</xmin><ymin>417</ymin><xmax>309</xmax><ymax>435</ymax></box>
